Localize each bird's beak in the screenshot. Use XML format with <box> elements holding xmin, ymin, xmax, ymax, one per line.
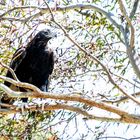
<box><xmin>47</xmin><ymin>31</ymin><xmax>57</xmax><ymax>38</ymax></box>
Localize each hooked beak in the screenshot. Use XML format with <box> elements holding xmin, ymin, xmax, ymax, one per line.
<box><xmin>46</xmin><ymin>31</ymin><xmax>57</xmax><ymax>38</ymax></box>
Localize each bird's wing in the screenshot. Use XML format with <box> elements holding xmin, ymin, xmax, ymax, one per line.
<box><xmin>40</xmin><ymin>51</ymin><xmax>54</xmax><ymax>92</ymax></box>
<box><xmin>1</xmin><ymin>47</ymin><xmax>27</xmax><ymax>107</ymax></box>
<box><xmin>10</xmin><ymin>47</ymin><xmax>27</xmax><ymax>71</ymax></box>
<box><xmin>5</xmin><ymin>47</ymin><xmax>26</xmax><ymax>86</ymax></box>
<box><xmin>48</xmin><ymin>51</ymin><xmax>54</xmax><ymax>75</ymax></box>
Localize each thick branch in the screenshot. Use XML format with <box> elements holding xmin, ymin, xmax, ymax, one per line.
<box><xmin>118</xmin><ymin>0</ymin><xmax>135</xmax><ymax>48</ymax></box>
<box><xmin>118</xmin><ymin>1</ymin><xmax>140</xmax><ymax>79</ymax></box>
<box><xmin>126</xmin><ymin>47</ymin><xmax>140</xmax><ymax>79</ymax></box>
<box><xmin>57</xmin><ymin>4</ymin><xmax>123</xmax><ymax>31</ymax></box>
<box><xmin>0</xmin><ymin>75</ymin><xmax>41</xmax><ymax>93</ymax></box>
<box><xmin>129</xmin><ymin>0</ymin><xmax>140</xmax><ymax>19</ymax></box>
<box><xmin>1</xmin><ymin>82</ymin><xmax>140</xmax><ymax>124</ymax></box>
<box><xmin>125</xmin><ymin>0</ymin><xmax>140</xmax><ymax>79</ymax></box>
<box><xmin>1</xmin><ymin>104</ymin><xmax>137</xmax><ymax>124</ymax></box>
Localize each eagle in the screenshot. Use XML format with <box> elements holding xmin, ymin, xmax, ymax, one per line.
<box><xmin>1</xmin><ymin>29</ymin><xmax>56</xmax><ymax>108</ymax></box>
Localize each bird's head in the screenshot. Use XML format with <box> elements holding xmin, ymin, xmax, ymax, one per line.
<box><xmin>35</xmin><ymin>29</ymin><xmax>57</xmax><ymax>42</ymax></box>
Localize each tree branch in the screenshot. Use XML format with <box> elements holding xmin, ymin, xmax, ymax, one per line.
<box><xmin>117</xmin><ymin>0</ymin><xmax>140</xmax><ymax>79</ymax></box>
<box><xmin>0</xmin><ymin>75</ymin><xmax>41</xmax><ymax>93</ymax></box>
<box><xmin>0</xmin><ymin>104</ymin><xmax>121</xmax><ymax>122</ymax></box>
<box><xmin>118</xmin><ymin>0</ymin><xmax>135</xmax><ymax>48</ymax></box>
<box><xmin>1</xmin><ymin>80</ymin><xmax>140</xmax><ymax>124</ymax></box>
<box><xmin>0</xmin><ymin>11</ymin><xmax>43</xmax><ymax>22</ymax></box>
<box><xmin>124</xmin><ymin>0</ymin><xmax>140</xmax><ymax>80</ymax></box>
<box><xmin>129</xmin><ymin>0</ymin><xmax>140</xmax><ymax>19</ymax></box>
<box><xmin>0</xmin><ymin>4</ymin><xmax>123</xmax><ymax>31</ymax></box>
<box><xmin>0</xmin><ymin>6</ymin><xmax>44</xmax><ymax>18</ymax></box>
<box><xmin>103</xmin><ymin>91</ymin><xmax>140</xmax><ymax>104</ymax></box>
<box><xmin>0</xmin><ymin>62</ymin><xmax>19</xmax><ymax>81</ymax></box>
<box><xmin>115</xmin><ymin>0</ymin><xmax>140</xmax><ymax>80</ymax></box>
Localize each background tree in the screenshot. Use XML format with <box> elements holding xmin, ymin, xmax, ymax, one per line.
<box><xmin>0</xmin><ymin>0</ymin><xmax>140</xmax><ymax>139</ymax></box>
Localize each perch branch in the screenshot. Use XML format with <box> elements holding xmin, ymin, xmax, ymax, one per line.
<box><xmin>0</xmin><ymin>75</ymin><xmax>41</xmax><ymax>93</ymax></box>
<box><xmin>0</xmin><ymin>80</ymin><xmax>140</xmax><ymax>124</ymax></box>
<box><xmin>2</xmin><ymin>104</ymin><xmax>136</xmax><ymax>124</ymax></box>
<box><xmin>0</xmin><ymin>104</ymin><xmax>129</xmax><ymax>123</ymax></box>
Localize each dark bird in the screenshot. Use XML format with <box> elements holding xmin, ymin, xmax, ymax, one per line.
<box><xmin>1</xmin><ymin>29</ymin><xmax>56</xmax><ymax>108</ymax></box>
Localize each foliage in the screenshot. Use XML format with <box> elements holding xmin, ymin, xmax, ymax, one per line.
<box><xmin>0</xmin><ymin>0</ymin><xmax>140</xmax><ymax>139</ymax></box>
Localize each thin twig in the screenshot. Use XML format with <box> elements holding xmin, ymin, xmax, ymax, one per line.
<box><xmin>0</xmin><ymin>62</ymin><xmax>19</xmax><ymax>81</ymax></box>
<box><xmin>111</xmin><ymin>71</ymin><xmax>140</xmax><ymax>89</ymax></box>
<box><xmin>103</xmin><ymin>91</ymin><xmax>140</xmax><ymax>104</ymax></box>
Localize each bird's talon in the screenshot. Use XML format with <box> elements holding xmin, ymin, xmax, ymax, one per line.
<box><xmin>17</xmin><ymin>103</ymin><xmax>29</xmax><ymax>115</ymax></box>
<box><xmin>42</xmin><ymin>102</ymin><xmax>45</xmax><ymax>111</ymax></box>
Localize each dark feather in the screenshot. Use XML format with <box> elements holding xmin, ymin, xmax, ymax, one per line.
<box><xmin>1</xmin><ymin>29</ymin><xmax>55</xmax><ymax>107</ymax></box>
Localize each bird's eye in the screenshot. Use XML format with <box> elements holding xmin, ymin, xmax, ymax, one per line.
<box><xmin>44</xmin><ymin>31</ymin><xmax>48</xmax><ymax>34</ymax></box>
<box><xmin>45</xmin><ymin>29</ymin><xmax>50</xmax><ymax>34</ymax></box>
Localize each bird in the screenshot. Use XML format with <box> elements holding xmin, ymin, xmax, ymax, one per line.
<box><xmin>1</xmin><ymin>29</ymin><xmax>56</xmax><ymax>109</ymax></box>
